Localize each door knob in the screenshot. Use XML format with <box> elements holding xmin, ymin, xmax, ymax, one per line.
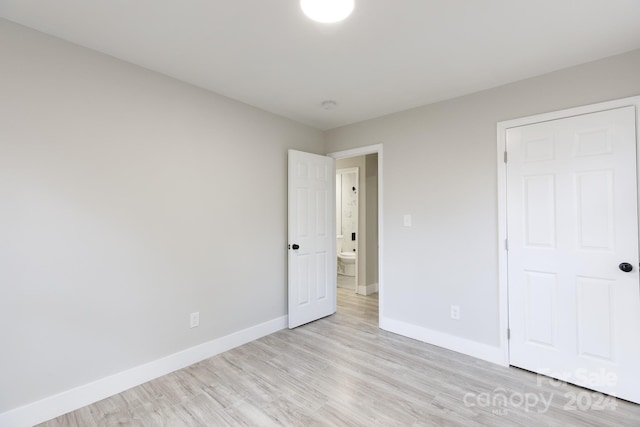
<box><xmin>292</xmin><ymin>244</ymin><xmax>300</xmax><ymax>250</ymax></box>
<box><xmin>619</xmin><ymin>262</ymin><xmax>633</xmax><ymax>272</ymax></box>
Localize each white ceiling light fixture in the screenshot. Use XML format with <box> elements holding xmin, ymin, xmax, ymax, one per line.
<box><xmin>300</xmin><ymin>0</ymin><xmax>354</xmax><ymax>23</ymax></box>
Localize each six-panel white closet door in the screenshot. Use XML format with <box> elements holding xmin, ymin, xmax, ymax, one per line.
<box><xmin>506</xmin><ymin>106</ymin><xmax>640</xmax><ymax>403</ymax></box>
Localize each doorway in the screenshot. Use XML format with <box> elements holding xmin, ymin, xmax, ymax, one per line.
<box><xmin>336</xmin><ymin>167</ymin><xmax>359</xmax><ymax>292</ymax></box>
<box><xmin>329</xmin><ymin>144</ymin><xmax>383</xmax><ymax>324</ymax></box>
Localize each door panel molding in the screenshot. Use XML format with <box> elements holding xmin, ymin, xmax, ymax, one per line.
<box><xmin>288</xmin><ymin>150</ymin><xmax>336</xmax><ymax>328</ymax></box>
<box><xmin>497</xmin><ymin>96</ymin><xmax>640</xmax><ymax>402</ymax></box>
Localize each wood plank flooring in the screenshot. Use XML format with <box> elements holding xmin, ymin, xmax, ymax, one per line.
<box><xmin>39</xmin><ymin>289</ymin><xmax>640</xmax><ymax>426</ymax></box>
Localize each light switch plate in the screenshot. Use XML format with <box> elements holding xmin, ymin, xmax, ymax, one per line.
<box><xmin>190</xmin><ymin>312</ymin><xmax>200</xmax><ymax>328</ymax></box>
<box><xmin>403</xmin><ymin>214</ymin><xmax>412</xmax><ymax>227</ymax></box>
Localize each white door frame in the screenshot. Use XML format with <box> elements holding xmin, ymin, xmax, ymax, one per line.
<box><xmin>328</xmin><ymin>144</ymin><xmax>383</xmax><ymax>324</ymax></box>
<box><xmin>496</xmin><ymin>95</ymin><xmax>640</xmax><ymax>366</ymax></box>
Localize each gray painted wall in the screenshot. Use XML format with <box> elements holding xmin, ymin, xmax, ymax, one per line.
<box><xmin>325</xmin><ymin>49</ymin><xmax>640</xmax><ymax>347</ymax></box>
<box><xmin>0</xmin><ymin>19</ymin><xmax>324</xmax><ymax>412</ymax></box>
<box><xmin>365</xmin><ymin>154</ymin><xmax>378</xmax><ymax>286</ymax></box>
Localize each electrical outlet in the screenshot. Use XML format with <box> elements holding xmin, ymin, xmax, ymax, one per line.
<box><xmin>450</xmin><ymin>305</ymin><xmax>460</xmax><ymax>320</ymax></box>
<box><xmin>190</xmin><ymin>312</ymin><xmax>200</xmax><ymax>328</ymax></box>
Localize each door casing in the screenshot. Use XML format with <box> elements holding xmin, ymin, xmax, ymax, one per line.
<box><xmin>328</xmin><ymin>144</ymin><xmax>384</xmax><ymax>324</ymax></box>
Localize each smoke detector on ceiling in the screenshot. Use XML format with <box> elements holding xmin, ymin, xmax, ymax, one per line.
<box><xmin>321</xmin><ymin>100</ymin><xmax>337</xmax><ymax>110</ymax></box>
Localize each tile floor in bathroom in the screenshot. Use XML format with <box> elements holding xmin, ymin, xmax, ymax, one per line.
<box><xmin>336</xmin><ymin>274</ymin><xmax>356</xmax><ymax>290</ymax></box>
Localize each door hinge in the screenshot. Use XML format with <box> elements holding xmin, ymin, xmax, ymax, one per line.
<box><xmin>507</xmin><ymin>328</ymin><xmax>511</xmax><ymax>340</ymax></box>
<box><xmin>505</xmin><ymin>238</ymin><xmax>509</xmax><ymax>251</ymax></box>
<box><xmin>504</xmin><ymin>151</ymin><xmax>507</xmax><ymax>163</ymax></box>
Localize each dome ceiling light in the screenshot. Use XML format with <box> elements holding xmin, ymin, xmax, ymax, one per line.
<box><xmin>300</xmin><ymin>0</ymin><xmax>355</xmax><ymax>23</ymax></box>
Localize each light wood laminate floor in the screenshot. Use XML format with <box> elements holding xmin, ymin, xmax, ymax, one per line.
<box><xmin>39</xmin><ymin>289</ymin><xmax>640</xmax><ymax>426</ymax></box>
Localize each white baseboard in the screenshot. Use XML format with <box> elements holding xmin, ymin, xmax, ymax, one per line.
<box><xmin>380</xmin><ymin>316</ymin><xmax>507</xmax><ymax>366</ymax></box>
<box><xmin>357</xmin><ymin>282</ymin><xmax>378</xmax><ymax>296</ymax></box>
<box><xmin>0</xmin><ymin>316</ymin><xmax>288</xmax><ymax>427</ymax></box>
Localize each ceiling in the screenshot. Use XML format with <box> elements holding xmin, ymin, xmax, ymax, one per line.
<box><xmin>2</xmin><ymin>1</ymin><xmax>640</xmax><ymax>130</ymax></box>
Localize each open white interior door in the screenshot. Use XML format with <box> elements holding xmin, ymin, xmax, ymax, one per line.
<box><xmin>288</xmin><ymin>150</ymin><xmax>336</xmax><ymax>328</ymax></box>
